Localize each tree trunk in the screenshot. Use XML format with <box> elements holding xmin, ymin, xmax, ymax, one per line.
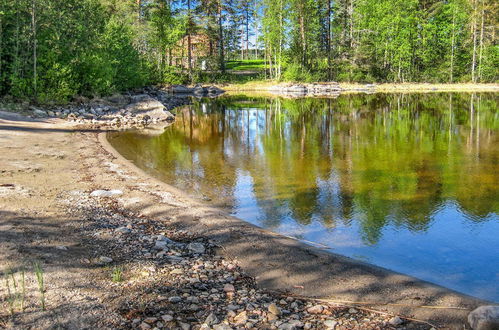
<box><xmin>187</xmin><ymin>0</ymin><xmax>192</xmax><ymax>73</ymax></box>
<box><xmin>477</xmin><ymin>0</ymin><xmax>485</xmax><ymax>82</ymax></box>
<box><xmin>327</xmin><ymin>0</ymin><xmax>332</xmax><ymax>80</ymax></box>
<box><xmin>450</xmin><ymin>6</ymin><xmax>456</xmax><ymax>82</ymax></box>
<box><xmin>32</xmin><ymin>0</ymin><xmax>37</xmax><ymax>99</ymax></box>
<box><xmin>0</xmin><ymin>12</ymin><xmax>3</xmax><ymax>86</ymax></box>
<box><xmin>278</xmin><ymin>0</ymin><xmax>284</xmax><ymax>78</ymax></box>
<box><xmin>245</xmin><ymin>7</ymin><xmax>250</xmax><ymax>60</ymax></box>
<box><xmin>471</xmin><ymin>0</ymin><xmax>478</xmax><ymax>82</ymax></box>
<box><xmin>299</xmin><ymin>3</ymin><xmax>306</xmax><ymax>66</ymax></box>
<box><xmin>218</xmin><ymin>0</ymin><xmax>225</xmax><ymax>72</ymax></box>
<box><xmin>137</xmin><ymin>0</ymin><xmax>141</xmax><ymax>21</ymax></box>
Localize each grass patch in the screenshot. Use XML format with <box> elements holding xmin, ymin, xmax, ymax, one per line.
<box><xmin>111</xmin><ymin>267</ymin><xmax>124</xmax><ymax>283</ymax></box>
<box><xmin>226</xmin><ymin>60</ymin><xmax>266</xmax><ymax>71</ymax></box>
<box><xmin>34</xmin><ymin>262</ymin><xmax>45</xmax><ymax>311</ymax></box>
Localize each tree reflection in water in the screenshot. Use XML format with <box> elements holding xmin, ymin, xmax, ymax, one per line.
<box><xmin>109</xmin><ymin>93</ymin><xmax>499</xmax><ymax>301</ymax></box>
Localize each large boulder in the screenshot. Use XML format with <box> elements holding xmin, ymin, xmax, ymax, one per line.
<box><xmin>468</xmin><ymin>306</ymin><xmax>499</xmax><ymax>330</ymax></box>
<box><xmin>172</xmin><ymin>85</ymin><xmax>194</xmax><ymax>94</ymax></box>
<box><xmin>124</xmin><ymin>95</ymin><xmax>174</xmax><ymax>122</ymax></box>
<box><xmin>31</xmin><ymin>108</ymin><xmax>48</xmax><ymax>118</ymax></box>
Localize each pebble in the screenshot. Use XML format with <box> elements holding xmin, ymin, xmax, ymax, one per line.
<box><xmin>234</xmin><ymin>311</ymin><xmax>248</xmax><ymax>324</ymax></box>
<box><xmin>468</xmin><ymin>305</ymin><xmax>499</xmax><ymax>330</ymax></box>
<box><xmin>204</xmin><ymin>312</ymin><xmax>219</xmax><ymax>326</ymax></box>
<box><xmin>306</xmin><ymin>305</ymin><xmax>324</xmax><ymax>314</ymax></box>
<box><xmin>61</xmin><ymin>177</ymin><xmax>427</xmax><ymax>330</ymax></box>
<box><xmin>168</xmin><ymin>296</ymin><xmax>182</xmax><ymax>303</ymax></box>
<box><xmin>187</xmin><ymin>242</ymin><xmax>205</xmax><ymax>254</ymax></box>
<box><xmin>213</xmin><ymin>324</ymin><xmax>232</xmax><ymax>330</ymax></box>
<box><xmin>223</xmin><ymin>284</ymin><xmax>235</xmax><ymax>292</ymax></box>
<box><xmin>140</xmin><ymin>322</ymin><xmax>151</xmax><ymax>330</ymax></box>
<box><xmin>90</xmin><ymin>189</ymin><xmax>123</xmax><ymax>198</ymax></box>
<box><xmin>115</xmin><ymin>227</ymin><xmax>131</xmax><ymax>234</ymax></box>
<box><xmin>154</xmin><ymin>240</ymin><xmax>169</xmax><ymax>250</ymax></box>
<box><xmin>98</xmin><ymin>256</ymin><xmax>113</xmax><ymax>264</ymax></box>
<box><xmin>324</xmin><ymin>320</ymin><xmax>338</xmax><ymax>328</ymax></box>
<box><xmin>389</xmin><ymin>316</ymin><xmax>404</xmax><ymax>326</ymax></box>
<box><xmin>161</xmin><ymin>315</ymin><xmax>174</xmax><ymax>322</ymax></box>
<box><xmin>269</xmin><ymin>303</ymin><xmax>282</xmax><ymax>316</ymax></box>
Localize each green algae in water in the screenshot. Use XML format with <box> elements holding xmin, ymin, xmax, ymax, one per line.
<box><xmin>108</xmin><ymin>93</ymin><xmax>499</xmax><ymax>302</ymax></box>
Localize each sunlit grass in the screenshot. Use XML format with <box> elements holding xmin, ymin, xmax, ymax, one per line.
<box><xmin>226</xmin><ymin>59</ymin><xmax>267</xmax><ymax>71</ymax></box>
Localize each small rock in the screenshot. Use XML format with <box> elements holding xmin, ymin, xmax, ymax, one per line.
<box><xmin>115</xmin><ymin>227</ymin><xmax>131</xmax><ymax>234</ymax></box>
<box><xmin>170</xmin><ymin>268</ymin><xmax>183</xmax><ymax>275</ymax></box>
<box><xmin>56</xmin><ymin>246</ymin><xmax>68</xmax><ymax>250</ymax></box>
<box><xmin>468</xmin><ymin>306</ymin><xmax>499</xmax><ymax>330</ymax></box>
<box><xmin>140</xmin><ymin>322</ymin><xmax>151</xmax><ymax>330</ymax></box>
<box><xmin>90</xmin><ymin>189</ymin><xmax>123</xmax><ymax>197</ymax></box>
<box><xmin>33</xmin><ymin>109</ymin><xmax>47</xmax><ymax>118</ymax></box>
<box><xmin>99</xmin><ymin>256</ymin><xmax>113</xmax><ymax>264</ymax></box>
<box><xmin>144</xmin><ymin>317</ymin><xmax>158</xmax><ymax>324</ymax></box>
<box><xmin>154</xmin><ymin>240</ymin><xmax>169</xmax><ymax>250</ymax></box>
<box><xmin>234</xmin><ymin>311</ymin><xmax>248</xmax><ymax>325</ymax></box>
<box><xmin>306</xmin><ymin>305</ymin><xmax>324</xmax><ymax>314</ymax></box>
<box><xmin>178</xmin><ymin>322</ymin><xmax>190</xmax><ymax>330</ymax></box>
<box><xmin>348</xmin><ymin>308</ymin><xmax>358</xmax><ymax>314</ymax></box>
<box><xmin>161</xmin><ymin>315</ymin><xmax>174</xmax><ymax>322</ymax></box>
<box><xmin>268</xmin><ymin>303</ymin><xmax>282</xmax><ymax>316</ymax></box>
<box><xmin>267</xmin><ymin>313</ymin><xmax>279</xmax><ymax>322</ymax></box>
<box><xmin>324</xmin><ymin>320</ymin><xmax>338</xmax><ymax>329</ymax></box>
<box><xmin>278</xmin><ymin>322</ymin><xmax>298</xmax><ymax>330</ymax></box>
<box><xmin>212</xmin><ymin>324</ymin><xmax>233</xmax><ymax>330</ymax></box>
<box><xmin>187</xmin><ymin>242</ymin><xmax>205</xmax><ymax>254</ymax></box>
<box><xmin>223</xmin><ymin>284</ymin><xmax>235</xmax><ymax>292</ymax></box>
<box><xmin>389</xmin><ymin>316</ymin><xmax>404</xmax><ymax>326</ymax></box>
<box><xmin>204</xmin><ymin>312</ymin><xmax>219</xmax><ymax>326</ymax></box>
<box><xmin>168</xmin><ymin>296</ymin><xmax>182</xmax><ymax>303</ymax></box>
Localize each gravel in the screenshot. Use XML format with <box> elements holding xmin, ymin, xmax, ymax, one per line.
<box><xmin>56</xmin><ymin>190</ymin><xmax>432</xmax><ymax>330</ymax></box>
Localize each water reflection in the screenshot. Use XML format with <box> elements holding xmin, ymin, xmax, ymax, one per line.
<box><xmin>109</xmin><ymin>93</ymin><xmax>499</xmax><ymax>301</ymax></box>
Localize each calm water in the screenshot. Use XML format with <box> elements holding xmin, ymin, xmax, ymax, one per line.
<box><xmin>108</xmin><ymin>93</ymin><xmax>499</xmax><ymax>302</ymax></box>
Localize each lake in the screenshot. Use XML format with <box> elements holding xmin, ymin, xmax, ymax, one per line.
<box><xmin>108</xmin><ymin>93</ymin><xmax>499</xmax><ymax>302</ymax></box>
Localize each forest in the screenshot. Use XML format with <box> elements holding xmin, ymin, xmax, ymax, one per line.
<box><xmin>0</xmin><ymin>0</ymin><xmax>497</xmax><ymax>102</ymax></box>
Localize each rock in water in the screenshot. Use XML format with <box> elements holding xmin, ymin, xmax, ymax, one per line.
<box><xmin>172</xmin><ymin>85</ymin><xmax>194</xmax><ymax>93</ymax></box>
<box><xmin>124</xmin><ymin>95</ymin><xmax>175</xmax><ymax>122</ymax></box>
<box><xmin>468</xmin><ymin>306</ymin><xmax>499</xmax><ymax>330</ymax></box>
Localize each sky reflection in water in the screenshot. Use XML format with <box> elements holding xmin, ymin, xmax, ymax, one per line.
<box><xmin>108</xmin><ymin>93</ymin><xmax>499</xmax><ymax>302</ymax></box>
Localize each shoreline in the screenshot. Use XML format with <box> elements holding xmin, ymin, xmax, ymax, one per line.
<box><xmin>0</xmin><ymin>88</ymin><xmax>495</xmax><ymax>329</ymax></box>
<box><xmin>99</xmin><ymin>130</ymin><xmax>489</xmax><ymax>328</ymax></box>
<box><xmin>215</xmin><ymin>82</ymin><xmax>499</xmax><ymax>97</ymax></box>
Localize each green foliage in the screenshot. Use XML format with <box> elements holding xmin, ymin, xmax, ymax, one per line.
<box><xmin>34</xmin><ymin>262</ymin><xmax>45</xmax><ymax>311</ymax></box>
<box><xmin>226</xmin><ymin>60</ymin><xmax>266</xmax><ymax>71</ymax></box>
<box><xmin>111</xmin><ymin>267</ymin><xmax>123</xmax><ymax>283</ymax></box>
<box><xmin>0</xmin><ymin>0</ymin><xmax>496</xmax><ymax>102</ymax></box>
<box><xmin>160</xmin><ymin>66</ymin><xmax>189</xmax><ymax>85</ymax></box>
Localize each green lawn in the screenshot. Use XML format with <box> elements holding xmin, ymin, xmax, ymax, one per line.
<box><xmin>226</xmin><ymin>60</ymin><xmax>266</xmax><ymax>71</ymax></box>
